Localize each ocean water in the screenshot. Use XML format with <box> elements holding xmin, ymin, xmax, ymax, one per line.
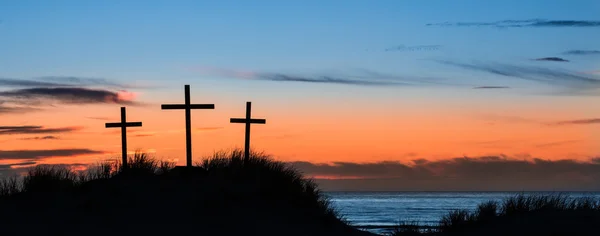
<box><xmin>326</xmin><ymin>192</ymin><xmax>600</xmax><ymax>234</ymax></box>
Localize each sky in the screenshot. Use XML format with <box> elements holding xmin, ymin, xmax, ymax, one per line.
<box><xmin>1</xmin><ymin>0</ymin><xmax>600</xmax><ymax>190</ymax></box>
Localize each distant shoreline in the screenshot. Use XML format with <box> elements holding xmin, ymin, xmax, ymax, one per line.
<box><xmin>325</xmin><ymin>191</ymin><xmax>600</xmax><ymax>193</ymax></box>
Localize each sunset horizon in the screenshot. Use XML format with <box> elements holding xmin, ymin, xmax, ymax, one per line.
<box><xmin>1</xmin><ymin>0</ymin><xmax>600</xmax><ymax>191</ymax></box>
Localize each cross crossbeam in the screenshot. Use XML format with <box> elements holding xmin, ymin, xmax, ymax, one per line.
<box><xmin>161</xmin><ymin>104</ymin><xmax>215</xmax><ymax>110</ymax></box>
<box><xmin>161</xmin><ymin>84</ymin><xmax>214</xmax><ymax>167</ymax></box>
<box><xmin>230</xmin><ymin>101</ymin><xmax>266</xmax><ymax>161</ymax></box>
<box><xmin>230</xmin><ymin>118</ymin><xmax>266</xmax><ymax>124</ymax></box>
<box><xmin>105</xmin><ymin>107</ymin><xmax>142</xmax><ymax>170</ymax></box>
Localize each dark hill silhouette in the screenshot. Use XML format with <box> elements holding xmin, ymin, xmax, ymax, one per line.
<box><xmin>0</xmin><ymin>150</ymin><xmax>376</xmax><ymax>236</ymax></box>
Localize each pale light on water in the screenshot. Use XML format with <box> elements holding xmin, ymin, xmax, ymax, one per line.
<box><xmin>326</xmin><ymin>192</ymin><xmax>600</xmax><ymax>234</ymax></box>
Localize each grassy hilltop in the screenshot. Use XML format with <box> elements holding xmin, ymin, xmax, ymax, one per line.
<box><xmin>0</xmin><ymin>150</ymin><xmax>375</xmax><ymax>236</ymax></box>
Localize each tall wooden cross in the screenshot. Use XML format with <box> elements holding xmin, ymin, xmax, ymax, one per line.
<box><xmin>230</xmin><ymin>101</ymin><xmax>266</xmax><ymax>161</ymax></box>
<box><xmin>161</xmin><ymin>85</ymin><xmax>215</xmax><ymax>167</ymax></box>
<box><xmin>105</xmin><ymin>107</ymin><xmax>142</xmax><ymax>170</ymax></box>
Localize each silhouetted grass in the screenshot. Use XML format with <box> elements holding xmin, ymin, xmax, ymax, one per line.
<box><xmin>386</xmin><ymin>193</ymin><xmax>600</xmax><ymax>235</ymax></box>
<box><xmin>199</xmin><ymin>149</ymin><xmax>340</xmax><ymax>224</ymax></box>
<box><xmin>85</xmin><ymin>161</ymin><xmax>116</xmax><ymax>180</ymax></box>
<box><xmin>382</xmin><ymin>194</ymin><xmax>600</xmax><ymax>235</ymax></box>
<box><xmin>112</xmin><ymin>152</ymin><xmax>176</xmax><ymax>175</ymax></box>
<box><xmin>0</xmin><ymin>149</ymin><xmax>360</xmax><ymax>236</ymax></box>
<box><xmin>388</xmin><ymin>221</ymin><xmax>432</xmax><ymax>236</ymax></box>
<box><xmin>0</xmin><ymin>151</ymin><xmax>177</xmax><ymax>197</ymax></box>
<box><xmin>0</xmin><ymin>176</ymin><xmax>20</xmax><ymax>197</ymax></box>
<box><xmin>22</xmin><ymin>165</ymin><xmax>78</xmax><ymax>192</ymax></box>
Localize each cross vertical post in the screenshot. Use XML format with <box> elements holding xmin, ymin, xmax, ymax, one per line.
<box><xmin>230</xmin><ymin>101</ymin><xmax>266</xmax><ymax>162</ymax></box>
<box><xmin>105</xmin><ymin>107</ymin><xmax>143</xmax><ymax>170</ymax></box>
<box><xmin>161</xmin><ymin>85</ymin><xmax>215</xmax><ymax>167</ymax></box>
<box><xmin>121</xmin><ymin>107</ymin><xmax>127</xmax><ymax>169</ymax></box>
<box><xmin>244</xmin><ymin>102</ymin><xmax>251</xmax><ymax>161</ymax></box>
<box><xmin>185</xmin><ymin>85</ymin><xmax>192</xmax><ymax>168</ymax></box>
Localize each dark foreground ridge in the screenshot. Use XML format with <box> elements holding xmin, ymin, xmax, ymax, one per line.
<box><xmin>3</xmin><ymin>151</ymin><xmax>600</xmax><ymax>236</ymax></box>
<box><xmin>0</xmin><ymin>150</ymin><xmax>375</xmax><ymax>236</ymax></box>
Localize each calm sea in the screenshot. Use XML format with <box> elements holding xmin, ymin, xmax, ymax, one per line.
<box><xmin>326</xmin><ymin>192</ymin><xmax>600</xmax><ymax>234</ymax></box>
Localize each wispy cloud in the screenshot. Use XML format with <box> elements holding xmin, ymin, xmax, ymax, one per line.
<box><xmin>18</xmin><ymin>136</ymin><xmax>60</xmax><ymax>140</ymax></box>
<box><xmin>86</xmin><ymin>116</ymin><xmax>114</xmax><ymax>121</ymax></box>
<box><xmin>0</xmin><ymin>87</ymin><xmax>140</xmax><ymax>106</ymax></box>
<box><xmin>0</xmin><ymin>162</ymin><xmax>89</xmax><ymax>176</ymax></box>
<box><xmin>535</xmin><ymin>140</ymin><xmax>581</xmax><ymax>148</ymax></box>
<box><xmin>0</xmin><ymin>76</ymin><xmax>148</xmax><ymax>113</ymax></box>
<box><xmin>533</xmin><ymin>57</ymin><xmax>569</xmax><ymax>62</ymax></box>
<box><xmin>0</xmin><ymin>78</ymin><xmax>68</xmax><ymax>87</ymax></box>
<box><xmin>258</xmin><ymin>73</ymin><xmax>410</xmax><ymax>86</ymax></box>
<box><xmin>563</xmin><ymin>50</ymin><xmax>600</xmax><ymax>55</ymax></box>
<box><xmin>105</xmin><ymin>129</ymin><xmax>154</xmax><ymax>135</ymax></box>
<box><xmin>0</xmin><ymin>76</ymin><xmax>142</xmax><ymax>89</ymax></box>
<box><xmin>129</xmin><ymin>131</ymin><xmax>157</xmax><ymax>137</ymax></box>
<box><xmin>35</xmin><ymin>76</ymin><xmax>139</xmax><ymax>89</ymax></box>
<box><xmin>473</xmin><ymin>86</ymin><xmax>510</xmax><ymax>89</ymax></box>
<box><xmin>189</xmin><ymin>66</ymin><xmax>450</xmax><ymax>87</ymax></box>
<box><xmin>384</xmin><ymin>44</ymin><xmax>441</xmax><ymax>52</ymax></box>
<box><xmin>291</xmin><ymin>156</ymin><xmax>600</xmax><ymax>191</ymax></box>
<box><xmin>196</xmin><ymin>127</ymin><xmax>224</xmax><ymax>131</ymax></box>
<box><xmin>258</xmin><ymin>134</ymin><xmax>297</xmax><ymax>140</ymax></box>
<box><xmin>435</xmin><ymin>60</ymin><xmax>600</xmax><ymax>90</ymax></box>
<box><xmin>0</xmin><ymin>126</ymin><xmax>82</xmax><ymax>135</ymax></box>
<box><xmin>0</xmin><ymin>149</ymin><xmax>104</xmax><ymax>160</ymax></box>
<box><xmin>478</xmin><ymin>113</ymin><xmax>600</xmax><ymax>127</ymax></box>
<box><xmin>0</xmin><ymin>161</ymin><xmax>37</xmax><ymax>169</ymax></box>
<box><xmin>0</xmin><ymin>105</ymin><xmax>40</xmax><ymax>114</ymax></box>
<box><xmin>427</xmin><ymin>19</ymin><xmax>600</xmax><ymax>28</ymax></box>
<box><xmin>552</xmin><ymin>118</ymin><xmax>600</xmax><ymax>126</ymax></box>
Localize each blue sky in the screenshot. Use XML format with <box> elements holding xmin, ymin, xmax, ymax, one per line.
<box><xmin>1</xmin><ymin>0</ymin><xmax>598</xmax><ymax>90</ymax></box>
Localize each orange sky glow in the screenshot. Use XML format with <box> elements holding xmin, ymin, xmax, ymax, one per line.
<box><xmin>1</xmin><ymin>85</ymin><xmax>598</xmax><ymax>174</ymax></box>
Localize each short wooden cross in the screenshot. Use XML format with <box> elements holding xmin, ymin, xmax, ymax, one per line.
<box><xmin>230</xmin><ymin>101</ymin><xmax>266</xmax><ymax>162</ymax></box>
<box><xmin>161</xmin><ymin>84</ymin><xmax>215</xmax><ymax>167</ymax></box>
<box><xmin>105</xmin><ymin>107</ymin><xmax>142</xmax><ymax>170</ymax></box>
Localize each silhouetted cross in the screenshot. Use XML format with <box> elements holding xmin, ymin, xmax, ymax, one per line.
<box><xmin>230</xmin><ymin>102</ymin><xmax>266</xmax><ymax>161</ymax></box>
<box><xmin>161</xmin><ymin>85</ymin><xmax>215</xmax><ymax>167</ymax></box>
<box><xmin>105</xmin><ymin>107</ymin><xmax>142</xmax><ymax>170</ymax></box>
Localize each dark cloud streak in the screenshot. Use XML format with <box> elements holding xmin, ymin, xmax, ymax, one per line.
<box><xmin>0</xmin><ymin>76</ymin><xmax>139</xmax><ymax>89</ymax></box>
<box><xmin>290</xmin><ymin>156</ymin><xmax>600</xmax><ymax>191</ymax></box>
<box><xmin>535</xmin><ymin>140</ymin><xmax>580</xmax><ymax>148</ymax></box>
<box><xmin>0</xmin><ymin>149</ymin><xmax>104</xmax><ymax>160</ymax></box>
<box><xmin>427</xmin><ymin>19</ymin><xmax>600</xmax><ymax>28</ymax></box>
<box><xmin>0</xmin><ymin>78</ymin><xmax>68</xmax><ymax>87</ymax></box>
<box><xmin>256</xmin><ymin>73</ymin><xmax>412</xmax><ymax>86</ymax></box>
<box><xmin>384</xmin><ymin>45</ymin><xmax>441</xmax><ymax>52</ymax></box>
<box><xmin>86</xmin><ymin>116</ymin><xmax>114</xmax><ymax>121</ymax></box>
<box><xmin>563</xmin><ymin>50</ymin><xmax>600</xmax><ymax>55</ymax></box>
<box><xmin>0</xmin><ymin>161</ymin><xmax>37</xmax><ymax>169</ymax></box>
<box><xmin>436</xmin><ymin>60</ymin><xmax>600</xmax><ymax>89</ymax></box>
<box><xmin>0</xmin><ymin>87</ymin><xmax>139</xmax><ymax>105</ymax></box>
<box><xmin>533</xmin><ymin>57</ymin><xmax>569</xmax><ymax>62</ymax></box>
<box><xmin>473</xmin><ymin>86</ymin><xmax>511</xmax><ymax>89</ymax></box>
<box><xmin>36</xmin><ymin>76</ymin><xmax>137</xmax><ymax>89</ymax></box>
<box><xmin>552</xmin><ymin>118</ymin><xmax>600</xmax><ymax>126</ymax></box>
<box><xmin>0</xmin><ymin>126</ymin><xmax>81</xmax><ymax>135</ymax></box>
<box><xmin>0</xmin><ymin>105</ymin><xmax>40</xmax><ymax>114</ymax></box>
<box><xmin>190</xmin><ymin>66</ymin><xmax>448</xmax><ymax>87</ymax></box>
<box><xmin>18</xmin><ymin>136</ymin><xmax>60</xmax><ymax>140</ymax></box>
